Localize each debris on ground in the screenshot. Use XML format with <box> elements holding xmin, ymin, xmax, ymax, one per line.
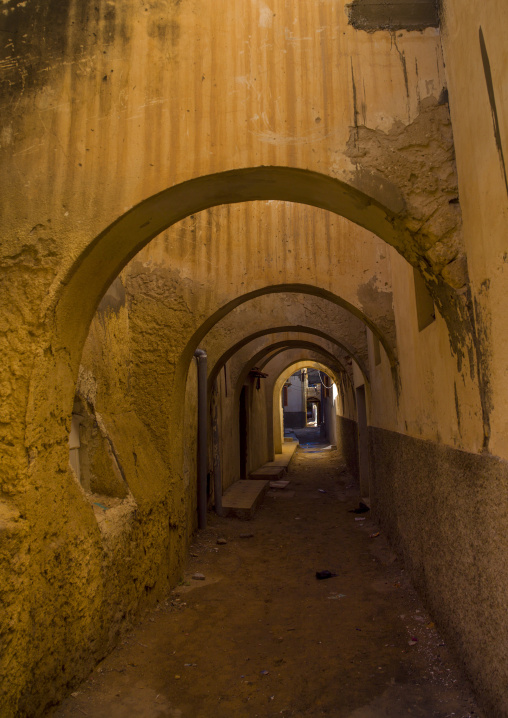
<box><xmin>51</xmin><ymin>441</ymin><xmax>484</xmax><ymax>718</ymax></box>
<box><xmin>216</xmin><ymin>538</ymin><xmax>227</xmax><ymax>545</ymax></box>
<box><xmin>316</xmin><ymin>570</ymin><xmax>337</xmax><ymax>580</ymax></box>
<box><xmin>269</xmin><ymin>480</ymin><xmax>290</xmax><ymax>489</ymax></box>
<box><xmin>191</xmin><ymin>573</ymin><xmax>205</xmax><ymax>581</ymax></box>
<box><xmin>349</xmin><ymin>503</ymin><xmax>370</xmax><ymax>514</ymax></box>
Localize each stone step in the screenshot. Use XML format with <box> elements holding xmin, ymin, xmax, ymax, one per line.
<box><xmin>264</xmin><ymin>441</ymin><xmax>298</xmax><ymax>471</ymax></box>
<box><xmin>249</xmin><ymin>465</ymin><xmax>285</xmax><ymax>480</ymax></box>
<box><xmin>222</xmin><ymin>480</ymin><xmax>269</xmax><ymax>519</ymax></box>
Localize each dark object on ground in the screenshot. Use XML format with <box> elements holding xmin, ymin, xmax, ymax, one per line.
<box><xmin>316</xmin><ymin>570</ymin><xmax>337</xmax><ymax>580</ymax></box>
<box><xmin>349</xmin><ymin>503</ymin><xmax>370</xmax><ymax>514</ymax></box>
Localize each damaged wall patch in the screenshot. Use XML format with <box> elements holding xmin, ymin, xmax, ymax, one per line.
<box><xmin>346</xmin><ymin>0</ymin><xmax>439</xmax><ymax>33</ymax></box>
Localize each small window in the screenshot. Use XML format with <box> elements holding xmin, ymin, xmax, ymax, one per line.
<box><xmin>413</xmin><ymin>267</ymin><xmax>435</xmax><ymax>331</ymax></box>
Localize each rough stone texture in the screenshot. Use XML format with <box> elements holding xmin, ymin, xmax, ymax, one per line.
<box><xmin>347</xmin><ymin>96</ymin><xmax>465</xmax><ymax>289</ymax></box>
<box><xmin>0</xmin><ymin>0</ymin><xmax>505</xmax><ymax>716</ymax></box>
<box><xmin>440</xmin><ymin>0</ymin><xmax>508</xmax><ymax>459</ymax></box>
<box><xmin>347</xmin><ymin>0</ymin><xmax>440</xmax><ymax>33</ymax></box>
<box><xmin>1</xmin><ymin>278</ymin><xmax>198</xmax><ymax>718</ymax></box>
<box><xmin>369</xmin><ymin>425</ymin><xmax>508</xmax><ymax>717</ymax></box>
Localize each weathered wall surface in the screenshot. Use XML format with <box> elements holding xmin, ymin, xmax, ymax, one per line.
<box><xmin>0</xmin><ymin>0</ymin><xmax>505</xmax><ymax>715</ymax></box>
<box><xmin>0</xmin><ymin>269</ymin><xmax>200</xmax><ymax>717</ymax></box>
<box><xmin>119</xmin><ymin>209</ymin><xmax>485</xmax><ymax>455</ymax></box>
<box><xmin>369</xmin><ymin>426</ymin><xmax>508</xmax><ymax>716</ymax></box>
<box><xmin>352</xmin><ymin>5</ymin><xmax>508</xmax><ymax>713</ymax></box>
<box><xmin>129</xmin><ymin>201</ymin><xmax>398</xmax><ymax>362</ymax></box>
<box><xmin>369</xmin><ymin>246</ymin><xmax>484</xmax><ymax>450</ymax></box>
<box><xmin>440</xmin><ymin>0</ymin><xmax>508</xmax><ymax>460</ymax></box>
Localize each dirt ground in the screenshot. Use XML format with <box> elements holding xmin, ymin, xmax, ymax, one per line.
<box><xmin>49</xmin><ymin>440</ymin><xmax>483</xmax><ymax>718</ymax></box>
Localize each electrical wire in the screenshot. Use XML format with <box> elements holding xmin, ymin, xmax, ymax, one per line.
<box><xmin>318</xmin><ymin>371</ymin><xmax>335</xmax><ymax>389</ymax></box>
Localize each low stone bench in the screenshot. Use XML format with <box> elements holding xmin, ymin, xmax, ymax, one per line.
<box><xmin>221</xmin><ymin>480</ymin><xmax>269</xmax><ymax>519</ymax></box>
<box><xmin>249</xmin><ymin>465</ymin><xmax>285</xmax><ymax>480</ymax></box>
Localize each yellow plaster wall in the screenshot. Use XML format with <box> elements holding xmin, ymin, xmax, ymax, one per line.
<box><xmin>369</xmin><ymin>247</ymin><xmax>484</xmax><ymax>451</ymax></box>
<box><xmin>0</xmin><ymin>0</ymin><xmax>501</xmax><ymax>714</ymax></box>
<box><xmin>441</xmin><ymin>0</ymin><xmax>508</xmax><ymax>459</ymax></box>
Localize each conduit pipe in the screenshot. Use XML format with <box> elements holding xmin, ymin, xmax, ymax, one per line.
<box><xmin>194</xmin><ymin>348</ymin><xmax>208</xmax><ymax>529</ymax></box>
<box><xmin>211</xmin><ymin>380</ymin><xmax>223</xmax><ymax>517</ymax></box>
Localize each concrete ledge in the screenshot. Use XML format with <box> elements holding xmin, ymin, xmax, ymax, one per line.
<box><xmin>249</xmin><ymin>466</ymin><xmax>285</xmax><ymax>480</ymax></box>
<box><xmin>265</xmin><ymin>440</ymin><xmax>298</xmax><ymax>472</ymax></box>
<box><xmin>222</xmin><ymin>480</ymin><xmax>269</xmax><ymax>519</ymax></box>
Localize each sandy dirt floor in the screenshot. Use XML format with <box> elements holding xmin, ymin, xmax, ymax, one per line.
<box><xmin>49</xmin><ymin>441</ymin><xmax>483</xmax><ymax>718</ymax></box>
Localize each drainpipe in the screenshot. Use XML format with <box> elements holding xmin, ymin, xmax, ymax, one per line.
<box><xmin>194</xmin><ymin>348</ymin><xmax>207</xmax><ymax>529</ymax></box>
<box><xmin>211</xmin><ymin>380</ymin><xmax>223</xmax><ymax>517</ymax></box>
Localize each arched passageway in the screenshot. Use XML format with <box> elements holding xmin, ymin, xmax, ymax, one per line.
<box><xmin>34</xmin><ymin>163</ymin><xmax>468</xmax><ymax>455</ymax></box>
<box><xmin>6</xmin><ymin>166</ymin><xmax>490</xmax><ymax>718</ymax></box>
<box><xmin>2</xmin><ymin>2</ymin><xmax>508</xmax><ymax>716</ymax></box>
<box><xmin>207</xmin><ymin>325</ymin><xmax>369</xmax><ymax>393</ymax></box>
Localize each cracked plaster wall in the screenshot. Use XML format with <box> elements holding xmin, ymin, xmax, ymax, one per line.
<box><xmin>440</xmin><ymin>0</ymin><xmax>508</xmax><ymax>461</ymax></box>
<box><xmin>0</xmin><ymin>0</ymin><xmax>501</xmax><ymax>715</ymax></box>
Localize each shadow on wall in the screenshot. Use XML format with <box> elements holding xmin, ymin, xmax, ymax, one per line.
<box><xmin>338</xmin><ymin>415</ymin><xmax>359</xmax><ymax>481</ymax></box>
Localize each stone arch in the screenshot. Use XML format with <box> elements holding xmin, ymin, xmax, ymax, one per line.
<box><xmin>271</xmin><ymin>358</ymin><xmax>345</xmax><ymax>455</ymax></box>
<box><xmin>258</xmin><ymin>345</ymin><xmax>354</xmax><ymax>378</ymax></box>
<box><xmin>234</xmin><ymin>340</ymin><xmax>351</xmax><ymax>399</ymax></box>
<box><xmin>26</xmin><ymin>164</ymin><xmax>457</xmax><ymax>507</ymax></box>
<box><xmin>232</xmin><ymin>343</ymin><xmax>347</xmax><ymax>460</ymax></box>
<box><xmin>207</xmin><ymin>325</ymin><xmax>369</xmax><ymax>394</ymax></box>
<box><xmin>50</xmin><ymin>165</ymin><xmax>413</xmax><ymax>357</ymax></box>
<box><xmin>44</xmin><ymin>165</ymin><xmax>422</xmax><ymax>409</ymax></box>
<box><xmin>179</xmin><ymin>283</ymin><xmax>396</xmax><ymax>390</ymax></box>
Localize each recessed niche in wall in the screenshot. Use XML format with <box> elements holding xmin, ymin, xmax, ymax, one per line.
<box><xmin>69</xmin><ymin>395</ymin><xmax>128</xmax><ymax>500</ymax></box>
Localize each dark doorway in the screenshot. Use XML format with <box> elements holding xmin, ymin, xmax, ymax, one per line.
<box><xmin>239</xmin><ymin>386</ymin><xmax>249</xmax><ymax>480</ymax></box>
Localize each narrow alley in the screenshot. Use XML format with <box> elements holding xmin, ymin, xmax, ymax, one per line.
<box><xmin>2</xmin><ymin>3</ymin><xmax>508</xmax><ymax>716</ymax></box>
<box><xmin>51</xmin><ymin>443</ymin><xmax>481</xmax><ymax>718</ymax></box>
